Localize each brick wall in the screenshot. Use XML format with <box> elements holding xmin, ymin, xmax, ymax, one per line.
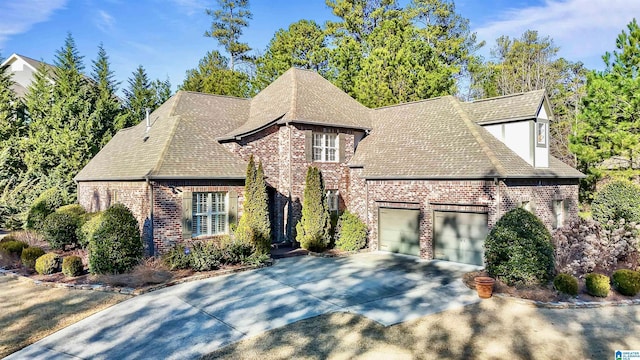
<box><xmin>152</xmin><ymin>180</ymin><xmax>245</xmax><ymax>254</ymax></box>
<box><xmin>77</xmin><ymin>181</ymin><xmax>151</xmax><ymax>251</ymax></box>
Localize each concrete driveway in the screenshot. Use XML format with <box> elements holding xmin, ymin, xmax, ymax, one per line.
<box><xmin>7</xmin><ymin>252</ymin><xmax>480</xmax><ymax>360</ymax></box>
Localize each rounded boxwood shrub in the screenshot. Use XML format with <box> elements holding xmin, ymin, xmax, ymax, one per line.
<box><xmin>0</xmin><ymin>240</ymin><xmax>28</xmax><ymax>256</ymax></box>
<box><xmin>21</xmin><ymin>246</ymin><xmax>45</xmax><ymax>268</ymax></box>
<box><xmin>485</xmin><ymin>208</ymin><xmax>555</xmax><ymax>286</ymax></box>
<box><xmin>553</xmin><ymin>273</ymin><xmax>579</xmax><ymax>296</ymax></box>
<box><xmin>42</xmin><ymin>211</ymin><xmax>82</xmax><ymax>250</ymax></box>
<box><xmin>35</xmin><ymin>253</ymin><xmax>62</xmax><ymax>275</ymax></box>
<box><xmin>592</xmin><ymin>180</ymin><xmax>640</xmax><ymax>227</ymax></box>
<box><xmin>335</xmin><ymin>211</ymin><xmax>368</xmax><ymax>251</ymax></box>
<box><xmin>62</xmin><ymin>256</ymin><xmax>84</xmax><ymax>277</ymax></box>
<box><xmin>57</xmin><ymin>204</ymin><xmax>86</xmax><ymax>217</ymax></box>
<box><xmin>25</xmin><ymin>188</ymin><xmax>66</xmax><ymax>231</ymax></box>
<box><xmin>611</xmin><ymin>269</ymin><xmax>640</xmax><ymax>296</ymax></box>
<box><xmin>585</xmin><ymin>273</ymin><xmax>610</xmax><ymax>297</ymax></box>
<box><xmin>88</xmin><ymin>204</ymin><xmax>143</xmax><ymax>274</ymax></box>
<box><xmin>76</xmin><ymin>212</ymin><xmax>105</xmax><ymax>249</ymax></box>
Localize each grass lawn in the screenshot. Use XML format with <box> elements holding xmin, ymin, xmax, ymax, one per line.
<box><xmin>204</xmin><ymin>297</ymin><xmax>640</xmax><ymax>360</ymax></box>
<box><xmin>0</xmin><ymin>275</ymin><xmax>131</xmax><ymax>358</ymax></box>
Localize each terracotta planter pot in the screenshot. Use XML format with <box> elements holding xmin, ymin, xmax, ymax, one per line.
<box><xmin>475</xmin><ymin>276</ymin><xmax>496</xmax><ymax>299</ymax></box>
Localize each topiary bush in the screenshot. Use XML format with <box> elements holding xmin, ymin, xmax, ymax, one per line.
<box><xmin>485</xmin><ymin>208</ymin><xmax>555</xmax><ymax>286</ymax></box>
<box><xmin>585</xmin><ymin>273</ymin><xmax>610</xmax><ymax>297</ymax></box>
<box><xmin>35</xmin><ymin>253</ymin><xmax>62</xmax><ymax>275</ymax></box>
<box><xmin>612</xmin><ymin>269</ymin><xmax>640</xmax><ymax>296</ymax></box>
<box><xmin>62</xmin><ymin>256</ymin><xmax>84</xmax><ymax>277</ymax></box>
<box><xmin>76</xmin><ymin>212</ymin><xmax>105</xmax><ymax>249</ymax></box>
<box><xmin>42</xmin><ymin>211</ymin><xmax>82</xmax><ymax>250</ymax></box>
<box><xmin>592</xmin><ymin>180</ymin><xmax>640</xmax><ymax>227</ymax></box>
<box><xmin>296</xmin><ymin>166</ymin><xmax>331</xmax><ymax>252</ymax></box>
<box><xmin>56</xmin><ymin>204</ymin><xmax>86</xmax><ymax>217</ymax></box>
<box><xmin>553</xmin><ymin>273</ymin><xmax>579</xmax><ymax>296</ymax></box>
<box><xmin>0</xmin><ymin>240</ymin><xmax>28</xmax><ymax>256</ymax></box>
<box><xmin>88</xmin><ymin>203</ymin><xmax>143</xmax><ymax>275</ymax></box>
<box><xmin>335</xmin><ymin>211</ymin><xmax>368</xmax><ymax>251</ymax></box>
<box><xmin>25</xmin><ymin>188</ymin><xmax>67</xmax><ymax>231</ymax></box>
<box><xmin>20</xmin><ymin>246</ymin><xmax>45</xmax><ymax>268</ymax></box>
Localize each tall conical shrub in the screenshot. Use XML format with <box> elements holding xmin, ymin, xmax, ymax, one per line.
<box><xmin>235</xmin><ymin>156</ymin><xmax>271</xmax><ymax>255</ymax></box>
<box><xmin>235</xmin><ymin>155</ymin><xmax>256</xmax><ymax>244</ymax></box>
<box><xmin>296</xmin><ymin>166</ymin><xmax>331</xmax><ymax>251</ymax></box>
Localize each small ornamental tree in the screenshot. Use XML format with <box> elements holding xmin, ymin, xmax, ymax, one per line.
<box><xmin>88</xmin><ymin>203</ymin><xmax>143</xmax><ymax>274</ymax></box>
<box><xmin>236</xmin><ymin>156</ymin><xmax>271</xmax><ymax>254</ymax></box>
<box><xmin>485</xmin><ymin>208</ymin><xmax>555</xmax><ymax>286</ymax></box>
<box><xmin>296</xmin><ymin>166</ymin><xmax>331</xmax><ymax>251</ymax></box>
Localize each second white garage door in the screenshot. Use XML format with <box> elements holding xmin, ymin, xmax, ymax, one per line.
<box><xmin>433</xmin><ymin>211</ymin><xmax>488</xmax><ymax>266</ymax></box>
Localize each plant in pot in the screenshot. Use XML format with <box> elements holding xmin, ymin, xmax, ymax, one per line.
<box><xmin>475</xmin><ymin>276</ymin><xmax>496</xmax><ymax>299</ymax></box>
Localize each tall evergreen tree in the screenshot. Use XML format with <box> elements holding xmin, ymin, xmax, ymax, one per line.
<box><xmin>570</xmin><ymin>19</ymin><xmax>640</xmax><ymax>198</ymax></box>
<box><xmin>152</xmin><ymin>77</ymin><xmax>172</xmax><ymax>105</ymax></box>
<box><xmin>116</xmin><ymin>65</ymin><xmax>156</xmax><ymax>129</ymax></box>
<box><xmin>253</xmin><ymin>161</ymin><xmax>271</xmax><ymax>254</ymax></box>
<box><xmin>180</xmin><ymin>51</ymin><xmax>249</xmax><ymax>97</ymax></box>
<box><xmin>205</xmin><ymin>0</ymin><xmax>252</xmax><ymax>70</ymax></box>
<box><xmin>253</xmin><ymin>20</ymin><xmax>330</xmax><ymax>92</ymax></box>
<box><xmin>236</xmin><ymin>155</ymin><xmax>256</xmax><ymax>244</ymax></box>
<box><xmin>89</xmin><ymin>44</ymin><xmax>121</xmax><ymax>149</ymax></box>
<box><xmin>296</xmin><ymin>166</ymin><xmax>331</xmax><ymax>251</ymax></box>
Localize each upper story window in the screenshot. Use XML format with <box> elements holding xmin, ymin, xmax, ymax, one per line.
<box><xmin>536</xmin><ymin>122</ymin><xmax>547</xmax><ymax>147</ymax></box>
<box><xmin>193</xmin><ymin>192</ymin><xmax>227</xmax><ymax>237</ymax></box>
<box><xmin>313</xmin><ymin>132</ymin><xmax>338</xmax><ymax>162</ymax></box>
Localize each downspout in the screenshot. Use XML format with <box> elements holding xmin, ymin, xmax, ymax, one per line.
<box><xmin>145</xmin><ymin>176</ymin><xmax>154</xmax><ymax>255</ymax></box>
<box><xmin>288</xmin><ymin>122</ymin><xmax>293</xmax><ymax>242</ymax></box>
<box><xmin>495</xmin><ymin>177</ymin><xmax>501</xmax><ymax>224</ymax></box>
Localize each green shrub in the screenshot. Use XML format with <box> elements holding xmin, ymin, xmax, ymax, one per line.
<box><xmin>592</xmin><ymin>180</ymin><xmax>640</xmax><ymax>227</ymax></box>
<box><xmin>57</xmin><ymin>204</ymin><xmax>86</xmax><ymax>217</ymax></box>
<box><xmin>76</xmin><ymin>212</ymin><xmax>105</xmax><ymax>249</ymax></box>
<box><xmin>42</xmin><ymin>211</ymin><xmax>82</xmax><ymax>250</ymax></box>
<box><xmin>221</xmin><ymin>240</ymin><xmax>254</xmax><ymax>264</ymax></box>
<box><xmin>0</xmin><ymin>234</ymin><xmax>17</xmax><ymax>243</ymax></box>
<box><xmin>335</xmin><ymin>211</ymin><xmax>368</xmax><ymax>251</ymax></box>
<box><xmin>88</xmin><ymin>204</ymin><xmax>143</xmax><ymax>275</ymax></box>
<box><xmin>296</xmin><ymin>166</ymin><xmax>331</xmax><ymax>252</ymax></box>
<box><xmin>612</xmin><ymin>269</ymin><xmax>640</xmax><ymax>296</ymax></box>
<box><xmin>190</xmin><ymin>241</ymin><xmax>223</xmax><ymax>271</ymax></box>
<box><xmin>35</xmin><ymin>253</ymin><xmax>61</xmax><ymax>275</ymax></box>
<box><xmin>162</xmin><ymin>244</ymin><xmax>192</xmax><ymax>270</ymax></box>
<box><xmin>0</xmin><ymin>240</ymin><xmax>28</xmax><ymax>256</ymax></box>
<box><xmin>553</xmin><ymin>273</ymin><xmax>579</xmax><ymax>296</ymax></box>
<box><xmin>25</xmin><ymin>188</ymin><xmax>66</xmax><ymax>231</ymax></box>
<box><xmin>20</xmin><ymin>246</ymin><xmax>45</xmax><ymax>268</ymax></box>
<box><xmin>62</xmin><ymin>256</ymin><xmax>84</xmax><ymax>277</ymax></box>
<box><xmin>485</xmin><ymin>208</ymin><xmax>555</xmax><ymax>286</ymax></box>
<box><xmin>585</xmin><ymin>273</ymin><xmax>610</xmax><ymax>297</ymax></box>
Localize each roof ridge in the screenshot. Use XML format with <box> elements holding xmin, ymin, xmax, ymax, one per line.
<box><xmin>177</xmin><ymin>90</ymin><xmax>250</xmax><ymax>100</ymax></box>
<box><xmin>289</xmin><ymin>68</ymin><xmax>298</xmax><ymax>119</ymax></box>
<box><xmin>469</xmin><ymin>89</ymin><xmax>545</xmax><ymax>104</ymax></box>
<box><xmin>151</xmin><ymin>92</ymin><xmax>184</xmax><ymax>176</ymax></box>
<box><xmin>374</xmin><ymin>95</ymin><xmax>451</xmax><ymax>110</ymax></box>
<box><xmin>448</xmin><ymin>96</ymin><xmax>507</xmax><ymax>177</ymax></box>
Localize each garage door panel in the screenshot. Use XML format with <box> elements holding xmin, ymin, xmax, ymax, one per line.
<box><xmin>434</xmin><ymin>211</ymin><xmax>488</xmax><ymax>266</ymax></box>
<box><xmin>378</xmin><ymin>208</ymin><xmax>420</xmax><ymax>257</ymax></box>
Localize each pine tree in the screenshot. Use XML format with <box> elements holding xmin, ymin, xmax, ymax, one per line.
<box><xmin>296</xmin><ymin>166</ymin><xmax>331</xmax><ymax>251</ymax></box>
<box><xmin>89</xmin><ymin>44</ymin><xmax>121</xmax><ymax>149</ymax></box>
<box><xmin>116</xmin><ymin>65</ymin><xmax>156</xmax><ymax>129</ymax></box>
<box><xmin>205</xmin><ymin>0</ymin><xmax>252</xmax><ymax>70</ymax></box>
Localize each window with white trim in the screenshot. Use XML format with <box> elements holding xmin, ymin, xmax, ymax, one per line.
<box><xmin>553</xmin><ymin>200</ymin><xmax>564</xmax><ymax>229</ymax></box>
<box><xmin>192</xmin><ymin>192</ymin><xmax>227</xmax><ymax>237</ymax></box>
<box><xmin>327</xmin><ymin>189</ymin><xmax>339</xmax><ymax>212</ymax></box>
<box><xmin>313</xmin><ymin>132</ymin><xmax>338</xmax><ymax>162</ymax></box>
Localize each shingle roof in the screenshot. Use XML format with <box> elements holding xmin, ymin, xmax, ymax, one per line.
<box><xmin>351</xmin><ymin>93</ymin><xmax>584</xmax><ymax>179</ymax></box>
<box><xmin>75</xmin><ymin>92</ymin><xmax>249</xmax><ymax>181</ymax></box>
<box><xmin>220</xmin><ymin>68</ymin><xmax>371</xmax><ymax>139</ymax></box>
<box><xmin>462</xmin><ymin>89</ymin><xmax>546</xmax><ymax>124</ymax></box>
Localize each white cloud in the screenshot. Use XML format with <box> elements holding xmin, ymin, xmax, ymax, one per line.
<box><xmin>0</xmin><ymin>0</ymin><xmax>68</xmax><ymax>48</ymax></box>
<box><xmin>96</xmin><ymin>10</ymin><xmax>115</xmax><ymax>34</ymax></box>
<box><xmin>474</xmin><ymin>0</ymin><xmax>640</xmax><ymax>68</ymax></box>
<box><xmin>171</xmin><ymin>0</ymin><xmax>207</xmax><ymax>16</ymax></box>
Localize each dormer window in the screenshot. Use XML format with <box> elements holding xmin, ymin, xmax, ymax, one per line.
<box><xmin>536</xmin><ymin>122</ymin><xmax>547</xmax><ymax>147</ymax></box>
<box><xmin>313</xmin><ymin>132</ymin><xmax>338</xmax><ymax>162</ymax></box>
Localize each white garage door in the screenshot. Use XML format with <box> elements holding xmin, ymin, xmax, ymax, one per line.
<box><xmin>433</xmin><ymin>211</ymin><xmax>488</xmax><ymax>266</ymax></box>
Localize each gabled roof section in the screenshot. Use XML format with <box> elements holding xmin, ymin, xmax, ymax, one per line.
<box><xmin>75</xmin><ymin>91</ymin><xmax>248</xmax><ymax>181</ymax></box>
<box><xmin>463</xmin><ymin>89</ymin><xmax>546</xmax><ymax>124</ymax></box>
<box><xmin>220</xmin><ymin>68</ymin><xmax>372</xmax><ymax>139</ymax></box>
<box><xmin>1</xmin><ymin>53</ymin><xmax>56</xmax><ymax>75</ymax></box>
<box><xmin>351</xmin><ymin>94</ymin><xmax>584</xmax><ymax>179</ymax></box>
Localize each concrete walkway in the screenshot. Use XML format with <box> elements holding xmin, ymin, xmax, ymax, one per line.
<box><xmin>7</xmin><ymin>252</ymin><xmax>480</xmax><ymax>360</ymax></box>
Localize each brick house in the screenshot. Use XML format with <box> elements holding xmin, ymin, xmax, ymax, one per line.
<box><xmin>75</xmin><ymin>68</ymin><xmax>584</xmax><ymax>265</ymax></box>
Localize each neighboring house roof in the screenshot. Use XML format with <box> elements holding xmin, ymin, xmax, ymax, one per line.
<box><xmin>2</xmin><ymin>54</ymin><xmax>56</xmax><ymax>99</ymax></box>
<box><xmin>74</xmin><ymin>92</ymin><xmax>249</xmax><ymax>181</ymax></box>
<box><xmin>462</xmin><ymin>89</ymin><xmax>547</xmax><ymax>124</ymax></box>
<box><xmin>350</xmin><ymin>94</ymin><xmax>584</xmax><ymax>179</ymax></box>
<box><xmin>219</xmin><ymin>68</ymin><xmax>372</xmax><ymax>140</ymax></box>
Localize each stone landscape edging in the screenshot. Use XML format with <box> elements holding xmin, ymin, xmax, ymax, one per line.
<box><xmin>492</xmin><ymin>292</ymin><xmax>640</xmax><ymax>309</ymax></box>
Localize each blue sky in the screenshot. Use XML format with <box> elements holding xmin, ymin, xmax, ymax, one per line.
<box><xmin>1</xmin><ymin>0</ymin><xmax>639</xmax><ymax>93</ymax></box>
